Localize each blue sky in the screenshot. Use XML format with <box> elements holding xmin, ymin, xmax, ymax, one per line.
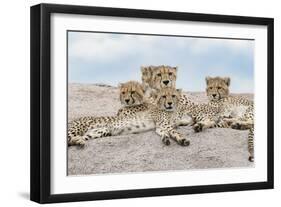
<box><xmin>68</xmin><ymin>31</ymin><xmax>254</xmax><ymax>93</ymax></box>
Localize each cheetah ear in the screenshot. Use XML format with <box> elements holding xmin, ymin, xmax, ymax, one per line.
<box><xmin>205</xmin><ymin>76</ymin><xmax>212</xmax><ymax>85</ymax></box>
<box><xmin>176</xmin><ymin>89</ymin><xmax>182</xmax><ymax>94</ymax></box>
<box><xmin>141</xmin><ymin>66</ymin><xmax>146</xmax><ymax>73</ymax></box>
<box><xmin>173</xmin><ymin>66</ymin><xmax>178</xmax><ymax>71</ymax></box>
<box><xmin>148</xmin><ymin>66</ymin><xmax>154</xmax><ymax>72</ymax></box>
<box><xmin>223</xmin><ymin>77</ymin><xmax>231</xmax><ymax>86</ymax></box>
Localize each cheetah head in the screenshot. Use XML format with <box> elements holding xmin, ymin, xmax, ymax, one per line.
<box><xmin>141</xmin><ymin>65</ymin><xmax>177</xmax><ymax>90</ymax></box>
<box><xmin>205</xmin><ymin>76</ymin><xmax>230</xmax><ymax>102</ymax></box>
<box><xmin>156</xmin><ymin>88</ymin><xmax>182</xmax><ymax>112</ymax></box>
<box><xmin>119</xmin><ymin>81</ymin><xmax>145</xmax><ymax>106</ymax></box>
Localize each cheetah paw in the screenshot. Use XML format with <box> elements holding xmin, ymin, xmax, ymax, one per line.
<box><xmin>193</xmin><ymin>123</ymin><xmax>203</xmax><ymax>133</ymax></box>
<box><xmin>248</xmin><ymin>156</ymin><xmax>254</xmax><ymax>162</ymax></box>
<box><xmin>162</xmin><ymin>137</ymin><xmax>171</xmax><ymax>146</ymax></box>
<box><xmin>72</xmin><ymin>136</ymin><xmax>86</xmax><ymax>147</ymax></box>
<box><xmin>231</xmin><ymin>122</ymin><xmax>242</xmax><ymax>129</ymax></box>
<box><xmin>179</xmin><ymin>139</ymin><xmax>190</xmax><ymax>146</ymax></box>
<box><xmin>231</xmin><ymin>122</ymin><xmax>250</xmax><ymax>130</ymax></box>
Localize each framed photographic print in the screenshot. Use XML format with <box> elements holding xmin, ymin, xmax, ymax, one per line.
<box><xmin>30</xmin><ymin>3</ymin><xmax>274</xmax><ymax>203</ymax></box>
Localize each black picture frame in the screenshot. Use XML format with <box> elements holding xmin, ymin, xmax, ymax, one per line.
<box><xmin>30</xmin><ymin>3</ymin><xmax>274</xmax><ymax>204</ymax></box>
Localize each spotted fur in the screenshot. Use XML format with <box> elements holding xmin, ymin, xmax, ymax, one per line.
<box><xmin>205</xmin><ymin>76</ymin><xmax>254</xmax><ymax>162</ymax></box>
<box><xmin>140</xmin><ymin>65</ymin><xmax>223</xmax><ymax>128</ymax></box>
<box><xmin>68</xmin><ymin>88</ymin><xmax>190</xmax><ymax>147</ymax></box>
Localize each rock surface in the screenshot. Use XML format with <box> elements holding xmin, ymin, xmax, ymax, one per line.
<box><xmin>67</xmin><ymin>83</ymin><xmax>254</xmax><ymax>175</ymax></box>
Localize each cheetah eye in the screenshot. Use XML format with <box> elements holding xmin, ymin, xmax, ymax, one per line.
<box><xmin>122</xmin><ymin>91</ymin><xmax>125</xmax><ymax>94</ymax></box>
<box><xmin>168</xmin><ymin>72</ymin><xmax>173</xmax><ymax>76</ymax></box>
<box><xmin>131</xmin><ymin>91</ymin><xmax>135</xmax><ymax>94</ymax></box>
<box><xmin>172</xmin><ymin>95</ymin><xmax>176</xmax><ymax>98</ymax></box>
<box><xmin>217</xmin><ymin>87</ymin><xmax>222</xmax><ymax>90</ymax></box>
<box><xmin>162</xmin><ymin>95</ymin><xmax>166</xmax><ymax>98</ymax></box>
<box><xmin>157</xmin><ymin>73</ymin><xmax>161</xmax><ymax>77</ymax></box>
<box><xmin>209</xmin><ymin>87</ymin><xmax>213</xmax><ymax>90</ymax></box>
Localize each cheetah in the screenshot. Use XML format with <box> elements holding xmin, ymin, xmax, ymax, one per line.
<box><xmin>117</xmin><ymin>81</ymin><xmax>149</xmax><ymax>117</ymax></box>
<box><xmin>205</xmin><ymin>76</ymin><xmax>254</xmax><ymax>162</ymax></box>
<box><xmin>68</xmin><ymin>87</ymin><xmax>190</xmax><ymax>147</ymax></box>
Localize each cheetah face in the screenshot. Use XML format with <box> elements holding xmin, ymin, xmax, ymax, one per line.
<box><xmin>119</xmin><ymin>81</ymin><xmax>145</xmax><ymax>106</ymax></box>
<box><xmin>206</xmin><ymin>76</ymin><xmax>230</xmax><ymax>102</ymax></box>
<box><xmin>150</xmin><ymin>65</ymin><xmax>177</xmax><ymax>90</ymax></box>
<box><xmin>156</xmin><ymin>88</ymin><xmax>181</xmax><ymax>111</ymax></box>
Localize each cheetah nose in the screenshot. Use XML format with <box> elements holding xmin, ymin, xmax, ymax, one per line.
<box><xmin>125</xmin><ymin>99</ymin><xmax>130</xmax><ymax>103</ymax></box>
<box><xmin>212</xmin><ymin>94</ymin><xmax>217</xmax><ymax>98</ymax></box>
<box><xmin>163</xmin><ymin>80</ymin><xmax>169</xmax><ymax>85</ymax></box>
<box><xmin>168</xmin><ymin>102</ymin><xmax>172</xmax><ymax>105</ymax></box>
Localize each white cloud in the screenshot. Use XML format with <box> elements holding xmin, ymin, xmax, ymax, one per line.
<box><xmin>69</xmin><ymin>33</ymin><xmax>166</xmax><ymax>61</ymax></box>
<box><xmin>184</xmin><ymin>38</ymin><xmax>254</xmax><ymax>56</ymax></box>
<box><xmin>68</xmin><ymin>32</ymin><xmax>254</xmax><ymax>62</ymax></box>
<box><xmin>68</xmin><ymin>32</ymin><xmax>254</xmax><ymax>93</ymax></box>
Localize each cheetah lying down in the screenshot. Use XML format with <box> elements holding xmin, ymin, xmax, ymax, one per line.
<box><xmin>68</xmin><ymin>87</ymin><xmax>190</xmax><ymax>147</ymax></box>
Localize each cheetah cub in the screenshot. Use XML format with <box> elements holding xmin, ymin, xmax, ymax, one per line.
<box><xmin>117</xmin><ymin>81</ymin><xmax>150</xmax><ymax>117</ymax></box>
<box><xmin>205</xmin><ymin>76</ymin><xmax>254</xmax><ymax>162</ymax></box>
<box><xmin>68</xmin><ymin>86</ymin><xmax>190</xmax><ymax>147</ymax></box>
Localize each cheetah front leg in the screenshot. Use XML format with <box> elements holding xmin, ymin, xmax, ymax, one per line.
<box><xmin>231</xmin><ymin>119</ymin><xmax>254</xmax><ymax>130</ymax></box>
<box><xmin>68</xmin><ymin>136</ymin><xmax>86</xmax><ymax>146</ymax></box>
<box><xmin>155</xmin><ymin>125</ymin><xmax>190</xmax><ymax>146</ymax></box>
<box><xmin>83</xmin><ymin>127</ymin><xmax>111</xmax><ymax>140</ymax></box>
<box><xmin>155</xmin><ymin>127</ymin><xmax>171</xmax><ymax>146</ymax></box>
<box><xmin>222</xmin><ymin>117</ymin><xmax>254</xmax><ymax>130</ymax></box>
<box><xmin>193</xmin><ymin>118</ymin><xmax>216</xmax><ymax>133</ymax></box>
<box><xmin>169</xmin><ymin>129</ymin><xmax>190</xmax><ymax>146</ymax></box>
